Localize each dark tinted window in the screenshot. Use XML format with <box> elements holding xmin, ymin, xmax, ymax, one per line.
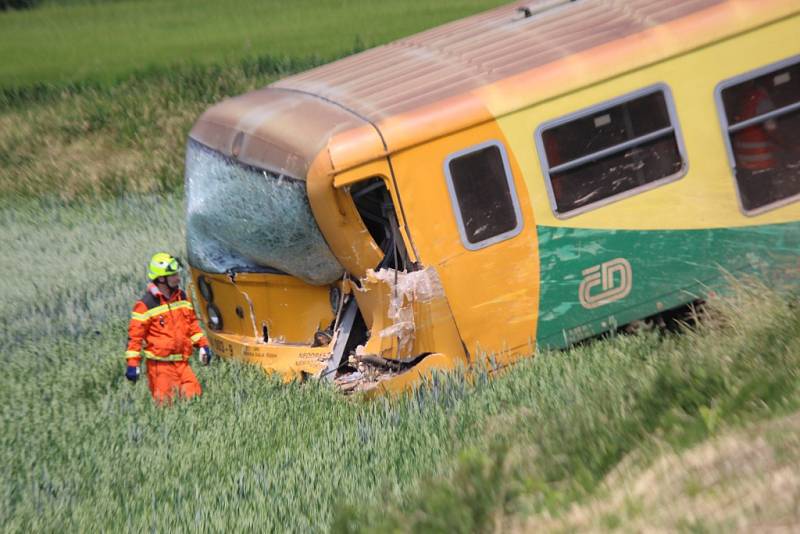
<box><xmin>448</xmin><ymin>144</ymin><xmax>519</xmax><ymax>245</ymax></box>
<box><xmin>542</xmin><ymin>91</ymin><xmax>671</xmax><ymax>166</ymax></box>
<box><xmin>721</xmin><ymin>60</ymin><xmax>800</xmax><ymax>125</ymax></box>
<box><xmin>540</xmin><ymin>88</ymin><xmax>685</xmax><ymax>216</ymax></box>
<box><xmin>719</xmin><ymin>57</ymin><xmax>800</xmax><ymax>213</ymax></box>
<box><xmin>551</xmin><ymin>137</ymin><xmax>682</xmax><ymax>214</ymax></box>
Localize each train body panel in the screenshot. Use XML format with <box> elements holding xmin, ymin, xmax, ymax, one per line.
<box><xmin>484</xmin><ymin>8</ymin><xmax>800</xmax><ymax>349</ymax></box>
<box><xmin>388</xmin><ymin>119</ymin><xmax>540</xmax><ymax>362</ymax></box>
<box><xmin>497</xmin><ymin>9</ymin><xmax>800</xmax><ymax>231</ymax></box>
<box><xmin>535</xmin><ymin>223</ymin><xmax>800</xmax><ymax>348</ymax></box>
<box><xmin>185</xmin><ymin>0</ymin><xmax>800</xmax><ymax>393</ymax></box>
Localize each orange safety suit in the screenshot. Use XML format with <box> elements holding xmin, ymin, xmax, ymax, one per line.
<box><xmin>125</xmin><ymin>283</ymin><xmax>208</xmax><ymax>402</ymax></box>
<box><xmin>733</xmin><ymin>85</ymin><xmax>778</xmax><ymax>171</ymax></box>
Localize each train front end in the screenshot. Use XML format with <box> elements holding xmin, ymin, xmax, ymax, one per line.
<box><xmin>185</xmin><ymin>88</ymin><xmax>467</xmax><ymax>393</ymax></box>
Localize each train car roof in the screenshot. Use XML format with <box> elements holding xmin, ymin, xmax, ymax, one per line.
<box><xmin>191</xmin><ymin>0</ymin><xmax>798</xmax><ymax>177</ymax></box>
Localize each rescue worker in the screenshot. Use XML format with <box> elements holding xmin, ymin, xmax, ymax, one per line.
<box><xmin>731</xmin><ymin>82</ymin><xmax>780</xmax><ymax>209</ymax></box>
<box><xmin>124</xmin><ymin>253</ymin><xmax>212</xmax><ymax>402</ymax></box>
<box><xmin>733</xmin><ymin>84</ymin><xmax>779</xmax><ymax>170</ymax></box>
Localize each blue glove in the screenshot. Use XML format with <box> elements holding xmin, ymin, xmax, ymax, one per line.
<box><xmin>125</xmin><ymin>365</ymin><xmax>140</xmax><ymax>382</ymax></box>
<box><xmin>199</xmin><ymin>346</ymin><xmax>213</xmax><ymax>366</ymax></box>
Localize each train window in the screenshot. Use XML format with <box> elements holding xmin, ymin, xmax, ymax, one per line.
<box><xmin>536</xmin><ymin>85</ymin><xmax>687</xmax><ymax>218</ymax></box>
<box><xmin>716</xmin><ymin>55</ymin><xmax>800</xmax><ymax>214</ymax></box>
<box><xmin>444</xmin><ymin>141</ymin><xmax>523</xmax><ymax>250</ymax></box>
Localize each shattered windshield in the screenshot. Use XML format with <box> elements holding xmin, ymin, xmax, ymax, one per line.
<box><xmin>185</xmin><ymin>139</ymin><xmax>344</xmax><ymax>285</ymax></box>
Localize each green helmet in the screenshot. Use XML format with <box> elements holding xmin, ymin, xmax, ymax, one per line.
<box><xmin>148</xmin><ymin>252</ymin><xmax>182</xmax><ymax>281</ymax></box>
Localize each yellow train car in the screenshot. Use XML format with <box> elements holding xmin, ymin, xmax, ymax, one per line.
<box><xmin>185</xmin><ymin>0</ymin><xmax>800</xmax><ymax>393</ymax></box>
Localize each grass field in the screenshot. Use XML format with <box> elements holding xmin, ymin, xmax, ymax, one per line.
<box><xmin>2</xmin><ymin>1</ymin><xmax>800</xmax><ymax>532</ymax></box>
<box><xmin>3</xmin><ymin>200</ymin><xmax>799</xmax><ymax>531</ymax></box>
<box><xmin>0</xmin><ymin>0</ymin><xmax>507</xmax><ymax>88</ymax></box>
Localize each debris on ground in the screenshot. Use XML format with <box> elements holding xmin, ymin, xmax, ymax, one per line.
<box><xmin>333</xmin><ymin>353</ymin><xmax>401</xmax><ymax>394</ymax></box>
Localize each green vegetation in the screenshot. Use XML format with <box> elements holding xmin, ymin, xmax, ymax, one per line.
<box><xmin>3</xmin><ymin>198</ymin><xmax>800</xmax><ymax>531</ymax></box>
<box><xmin>0</xmin><ymin>0</ymin><xmax>507</xmax><ymax>199</ymax></box>
<box><xmin>0</xmin><ymin>57</ymin><xmax>302</xmax><ymax>199</ymax></box>
<box><xmin>0</xmin><ymin>0</ymin><xmax>507</xmax><ymax>88</ymax></box>
<box><xmin>2</xmin><ymin>0</ymin><xmax>800</xmax><ymax>531</ymax></box>
<box><xmin>347</xmin><ymin>284</ymin><xmax>800</xmax><ymax>532</ymax></box>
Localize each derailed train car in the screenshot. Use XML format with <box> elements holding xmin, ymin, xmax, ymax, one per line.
<box><xmin>185</xmin><ymin>0</ymin><xmax>800</xmax><ymax>393</ymax></box>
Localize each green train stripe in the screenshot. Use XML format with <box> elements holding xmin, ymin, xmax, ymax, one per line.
<box><xmin>535</xmin><ymin>221</ymin><xmax>800</xmax><ymax>348</ymax></box>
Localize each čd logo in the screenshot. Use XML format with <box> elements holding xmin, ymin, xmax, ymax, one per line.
<box><xmin>578</xmin><ymin>258</ymin><xmax>632</xmax><ymax>310</ymax></box>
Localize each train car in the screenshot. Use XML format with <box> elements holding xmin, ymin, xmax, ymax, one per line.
<box><xmin>184</xmin><ymin>0</ymin><xmax>800</xmax><ymax>393</ymax></box>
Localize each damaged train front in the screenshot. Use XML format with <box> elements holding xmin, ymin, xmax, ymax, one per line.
<box><xmin>184</xmin><ymin>88</ymin><xmax>467</xmax><ymax>394</ymax></box>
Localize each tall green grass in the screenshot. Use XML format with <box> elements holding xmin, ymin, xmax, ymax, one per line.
<box><xmin>0</xmin><ymin>195</ymin><xmax>184</xmax><ymax>344</ymax></box>
<box><xmin>339</xmin><ymin>283</ymin><xmax>800</xmax><ymax>532</ymax></box>
<box><xmin>0</xmin><ymin>0</ymin><xmax>508</xmax><ymax>88</ymax></box>
<box><xmin>3</xmin><ymin>193</ymin><xmax>799</xmax><ymax>531</ymax></box>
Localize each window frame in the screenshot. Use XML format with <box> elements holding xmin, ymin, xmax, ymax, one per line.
<box><xmin>714</xmin><ymin>54</ymin><xmax>800</xmax><ymax>217</ymax></box>
<box><xmin>443</xmin><ymin>140</ymin><xmax>524</xmax><ymax>251</ymax></box>
<box><xmin>534</xmin><ymin>83</ymin><xmax>689</xmax><ymax>219</ymax></box>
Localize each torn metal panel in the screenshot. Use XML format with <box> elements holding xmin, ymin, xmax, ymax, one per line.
<box><xmin>364</xmin><ymin>267</ymin><xmax>445</xmax><ymax>355</ymax></box>
<box><xmin>322</xmin><ymin>297</ymin><xmax>358</xmax><ymax>380</ymax></box>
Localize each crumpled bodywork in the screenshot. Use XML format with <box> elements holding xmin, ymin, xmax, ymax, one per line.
<box><xmin>329</xmin><ymin>267</ymin><xmax>464</xmax><ymax>395</ymax></box>
<box><xmin>367</xmin><ymin>267</ymin><xmax>446</xmax><ymax>355</ymax></box>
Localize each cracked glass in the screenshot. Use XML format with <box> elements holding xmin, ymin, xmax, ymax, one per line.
<box><xmin>185</xmin><ymin>139</ymin><xmax>344</xmax><ymax>285</ymax></box>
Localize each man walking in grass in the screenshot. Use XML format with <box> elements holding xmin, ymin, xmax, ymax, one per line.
<box><xmin>124</xmin><ymin>252</ymin><xmax>212</xmax><ymax>402</ymax></box>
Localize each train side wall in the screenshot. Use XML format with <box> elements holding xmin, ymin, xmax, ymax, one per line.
<box><xmin>489</xmin><ymin>13</ymin><xmax>800</xmax><ymax>348</ymax></box>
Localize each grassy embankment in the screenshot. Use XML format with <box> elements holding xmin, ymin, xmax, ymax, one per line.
<box><xmin>2</xmin><ymin>0</ymin><xmax>800</xmax><ymax>531</ymax></box>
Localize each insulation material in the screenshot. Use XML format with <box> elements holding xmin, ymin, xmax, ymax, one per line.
<box><xmin>185</xmin><ymin>140</ymin><xmax>344</xmax><ymax>285</ymax></box>
<box><xmin>367</xmin><ymin>267</ymin><xmax>445</xmax><ymax>355</ymax></box>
